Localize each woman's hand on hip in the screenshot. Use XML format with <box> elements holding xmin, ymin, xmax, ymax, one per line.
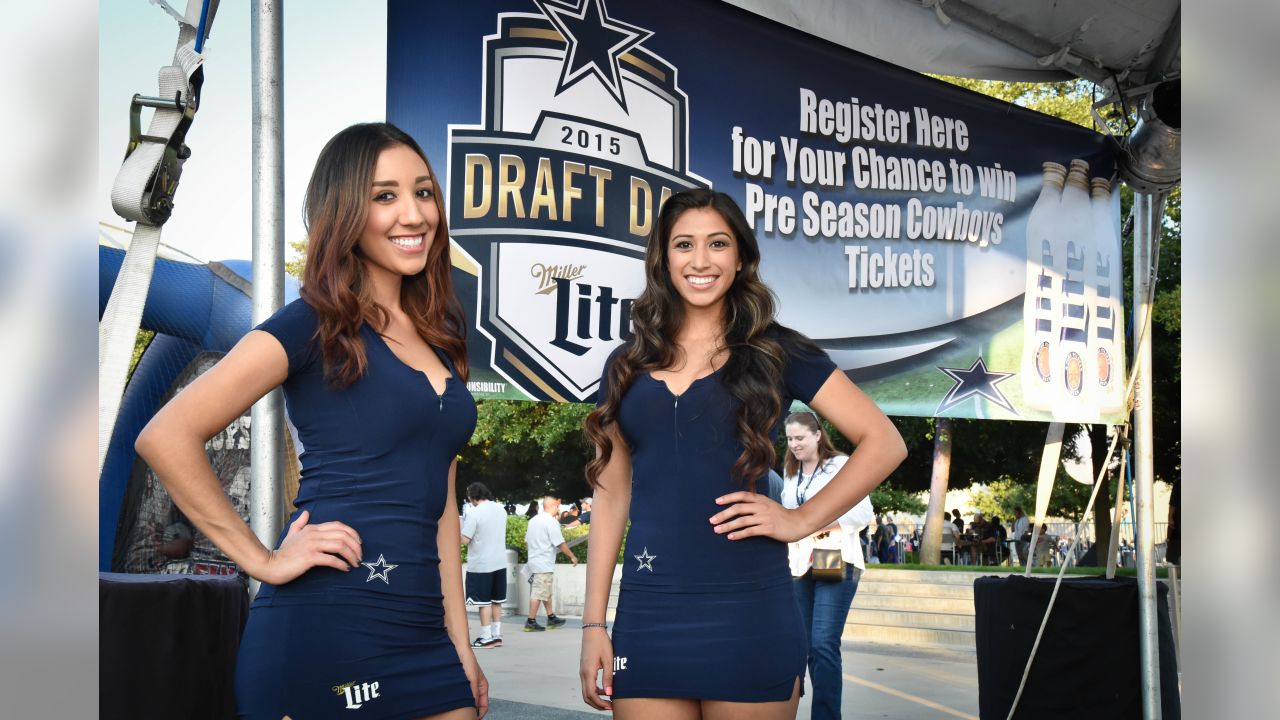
<box><xmin>711</xmin><ymin>492</ymin><xmax>810</xmax><ymax>543</ymax></box>
<box><xmin>254</xmin><ymin>510</ymin><xmax>363</xmax><ymax>585</ymax></box>
<box><xmin>580</xmin><ymin>627</ymin><xmax>615</xmax><ymax>711</ymax></box>
<box><xmin>458</xmin><ymin>646</ymin><xmax>490</xmax><ymax>718</ymax></box>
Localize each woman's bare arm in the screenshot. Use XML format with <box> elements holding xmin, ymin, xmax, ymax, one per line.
<box><xmin>437</xmin><ymin>460</ymin><xmax>488</xmax><ymax>717</ymax></box>
<box><xmin>135</xmin><ymin>330</ymin><xmax>362</xmax><ymax>583</ymax></box>
<box><xmin>711</xmin><ymin>371</ymin><xmax>906</xmax><ymax>542</ymax></box>
<box><xmin>579</xmin><ymin>424</ymin><xmax>631</xmax><ymax>711</ymax></box>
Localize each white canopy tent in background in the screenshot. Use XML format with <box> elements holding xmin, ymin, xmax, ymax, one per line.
<box><xmin>727</xmin><ymin>0</ymin><xmax>1180</xmax><ymax>93</ymax></box>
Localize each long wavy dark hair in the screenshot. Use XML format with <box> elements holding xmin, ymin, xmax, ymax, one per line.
<box><xmin>299</xmin><ymin>122</ymin><xmax>467</xmax><ymax>387</ymax></box>
<box><xmin>781</xmin><ymin>411</ymin><xmax>845</xmax><ymax>480</ymax></box>
<box><xmin>584</xmin><ymin>188</ymin><xmax>810</xmax><ymax>489</ymax></box>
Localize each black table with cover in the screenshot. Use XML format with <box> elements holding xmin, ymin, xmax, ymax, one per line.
<box><xmin>100</xmin><ymin>572</ymin><xmax>249</xmax><ymax>720</ymax></box>
<box><xmin>974</xmin><ymin>574</ymin><xmax>1180</xmax><ymax>719</ymax></box>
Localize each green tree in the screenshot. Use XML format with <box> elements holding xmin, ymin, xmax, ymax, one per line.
<box><xmin>967</xmin><ymin>472</ymin><xmax>1098</xmax><ymax>524</ymax></box>
<box><xmin>457</xmin><ymin>400</ymin><xmax>594</xmax><ymax>505</ymax></box>
<box><xmin>286</xmin><ymin>237</ymin><xmax>308</xmax><ymax>279</ymax></box>
<box><xmin>870</xmin><ymin>481</ymin><xmax>926</xmax><ymax>516</ymax></box>
<box><xmin>933</xmin><ymin>77</ymin><xmax>1098</xmax><ymax>128</ymax></box>
<box><xmin>129</xmin><ymin>329</ymin><xmax>156</xmax><ymax>380</ymax></box>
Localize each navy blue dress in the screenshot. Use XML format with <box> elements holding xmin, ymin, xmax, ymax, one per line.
<box><xmin>234</xmin><ymin>299</ymin><xmax>476</xmax><ymax>719</ymax></box>
<box><xmin>606</xmin><ymin>330</ymin><xmax>837</xmax><ymax>702</ymax></box>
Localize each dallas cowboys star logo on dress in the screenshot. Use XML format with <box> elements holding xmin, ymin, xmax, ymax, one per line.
<box><xmin>935</xmin><ymin>356</ymin><xmax>1017</xmax><ymax>416</ymax></box>
<box><xmin>362</xmin><ymin>554</ymin><xmax>398</xmax><ymax>584</ymax></box>
<box><xmin>634</xmin><ymin>547</ymin><xmax>657</xmax><ymax>571</ymax></box>
<box><xmin>533</xmin><ymin>0</ymin><xmax>653</xmax><ymax>111</ymax></box>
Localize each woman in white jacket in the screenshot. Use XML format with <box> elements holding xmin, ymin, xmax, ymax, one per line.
<box><xmin>781</xmin><ymin>411</ymin><xmax>875</xmax><ymax>720</ymax></box>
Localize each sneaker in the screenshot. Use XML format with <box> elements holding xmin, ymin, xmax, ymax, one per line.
<box><xmin>547</xmin><ymin>615</ymin><xmax>567</xmax><ymax>629</ymax></box>
<box><xmin>471</xmin><ymin>636</ymin><xmax>502</xmax><ymax>649</ymax></box>
<box><xmin>523</xmin><ymin>619</ymin><xmax>546</xmax><ymax>632</ymax></box>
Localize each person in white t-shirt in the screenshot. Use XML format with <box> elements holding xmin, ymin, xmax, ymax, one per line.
<box><xmin>523</xmin><ymin>496</ymin><xmax>578</xmax><ymax>632</ymax></box>
<box><xmin>781</xmin><ymin>411</ymin><xmax>875</xmax><ymax>720</ymax></box>
<box><xmin>1012</xmin><ymin>506</ymin><xmax>1031</xmax><ymax>565</ymax></box>
<box><xmin>461</xmin><ymin>482</ymin><xmax>510</xmax><ymax>649</ymax></box>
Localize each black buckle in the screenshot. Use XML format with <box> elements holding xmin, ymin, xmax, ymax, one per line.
<box><xmin>124</xmin><ymin>66</ymin><xmax>204</xmax><ymax>224</ymax></box>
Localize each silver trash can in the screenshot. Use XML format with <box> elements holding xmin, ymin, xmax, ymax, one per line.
<box><xmin>503</xmin><ymin>548</ymin><xmax>519</xmax><ymax>611</ymax></box>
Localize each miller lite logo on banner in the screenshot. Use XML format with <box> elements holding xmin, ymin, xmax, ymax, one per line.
<box><xmin>443</xmin><ymin>1</ymin><xmax>707</xmax><ymax>401</ymax></box>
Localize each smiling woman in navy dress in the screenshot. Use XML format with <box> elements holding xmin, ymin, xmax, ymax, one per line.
<box><xmin>577</xmin><ymin>189</ymin><xmax>907</xmax><ymax>719</ymax></box>
<box><xmin>136</xmin><ymin>123</ymin><xmax>487</xmax><ymax>719</ymax></box>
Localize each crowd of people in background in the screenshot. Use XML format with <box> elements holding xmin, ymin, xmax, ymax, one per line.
<box><xmin>470</xmin><ymin>494</ymin><xmax>1151</xmax><ymax>571</ymax></box>
<box><xmin>846</xmin><ymin>506</ymin><xmax>1094</xmax><ymax>567</ymax></box>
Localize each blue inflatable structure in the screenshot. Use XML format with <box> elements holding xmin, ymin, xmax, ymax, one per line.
<box><xmin>98</xmin><ymin>245</ymin><xmax>299</xmax><ymax>570</ymax></box>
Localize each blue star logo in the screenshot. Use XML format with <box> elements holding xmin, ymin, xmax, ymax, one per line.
<box><xmin>634</xmin><ymin>546</ymin><xmax>657</xmax><ymax>572</ymax></box>
<box><xmin>362</xmin><ymin>554</ymin><xmax>398</xmax><ymax>584</ymax></box>
<box><xmin>935</xmin><ymin>356</ymin><xmax>1017</xmax><ymax>416</ymax></box>
<box><xmin>533</xmin><ymin>0</ymin><xmax>653</xmax><ymax>112</ymax></box>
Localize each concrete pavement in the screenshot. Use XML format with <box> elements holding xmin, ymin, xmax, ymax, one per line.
<box><xmin>468</xmin><ymin>615</ymin><xmax>980</xmax><ymax>719</ymax></box>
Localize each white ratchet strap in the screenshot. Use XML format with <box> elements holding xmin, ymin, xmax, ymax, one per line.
<box><xmin>99</xmin><ymin>0</ymin><xmax>217</xmax><ymax>476</ymax></box>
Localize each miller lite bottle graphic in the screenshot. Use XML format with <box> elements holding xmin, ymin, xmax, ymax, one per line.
<box><xmin>1021</xmin><ymin>161</ymin><xmax>1067</xmax><ymax>411</ymax></box>
<box><xmin>1053</xmin><ymin>159</ymin><xmax>1093</xmax><ymax>420</ymax></box>
<box><xmin>1089</xmin><ymin>177</ymin><xmax>1126</xmax><ymax>414</ymax></box>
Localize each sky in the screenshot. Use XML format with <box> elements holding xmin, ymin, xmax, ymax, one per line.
<box><xmin>98</xmin><ymin>0</ymin><xmax>386</xmax><ymax>262</ymax></box>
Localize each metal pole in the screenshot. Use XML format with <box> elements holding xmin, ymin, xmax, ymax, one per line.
<box><xmin>249</xmin><ymin>0</ymin><xmax>285</xmax><ymax>597</ymax></box>
<box><xmin>1132</xmin><ymin>191</ymin><xmax>1162</xmax><ymax>719</ymax></box>
<box><xmin>1168</xmin><ymin>565</ymin><xmax>1181</xmax><ymax>665</ymax></box>
<box><xmin>1105</xmin><ymin>446</ymin><xmax>1127</xmax><ymax>579</ymax></box>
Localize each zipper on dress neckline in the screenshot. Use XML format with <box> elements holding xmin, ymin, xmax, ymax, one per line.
<box><xmin>673</xmin><ymin>396</ymin><xmax>679</xmax><ymax>451</ymax></box>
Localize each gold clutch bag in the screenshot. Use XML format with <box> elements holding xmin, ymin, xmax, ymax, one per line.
<box><xmin>811</xmin><ymin>548</ymin><xmax>844</xmax><ymax>581</ymax></box>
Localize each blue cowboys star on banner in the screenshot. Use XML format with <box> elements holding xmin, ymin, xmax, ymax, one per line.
<box><xmin>533</xmin><ymin>0</ymin><xmax>653</xmax><ymax>111</ymax></box>
<box><xmin>935</xmin><ymin>356</ymin><xmax>1017</xmax><ymax>416</ymax></box>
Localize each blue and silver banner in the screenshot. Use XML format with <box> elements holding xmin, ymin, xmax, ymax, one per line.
<box><xmin>389</xmin><ymin>0</ymin><xmax>1124</xmax><ymax>423</ymax></box>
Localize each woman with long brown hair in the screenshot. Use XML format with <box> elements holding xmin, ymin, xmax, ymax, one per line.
<box><xmin>136</xmin><ymin>123</ymin><xmax>487</xmax><ymax>719</ymax></box>
<box><xmin>781</xmin><ymin>410</ymin><xmax>875</xmax><ymax>720</ymax></box>
<box><xmin>577</xmin><ymin>189</ymin><xmax>906</xmax><ymax>719</ymax></box>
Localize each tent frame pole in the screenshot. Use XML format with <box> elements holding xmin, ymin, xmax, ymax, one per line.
<box><xmin>1132</xmin><ymin>191</ymin><xmax>1162</xmax><ymax>719</ymax></box>
<box><xmin>248</xmin><ymin>0</ymin><xmax>285</xmax><ymax>598</ymax></box>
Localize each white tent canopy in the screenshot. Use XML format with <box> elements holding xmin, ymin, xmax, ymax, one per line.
<box><xmin>727</xmin><ymin>0</ymin><xmax>1179</xmax><ymax>99</ymax></box>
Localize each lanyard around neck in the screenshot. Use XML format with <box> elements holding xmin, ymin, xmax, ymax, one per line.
<box><xmin>795</xmin><ymin>460</ymin><xmax>823</xmax><ymax>506</ymax></box>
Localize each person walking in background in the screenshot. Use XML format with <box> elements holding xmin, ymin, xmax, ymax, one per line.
<box><xmin>1012</xmin><ymin>506</ymin><xmax>1030</xmax><ymax>565</ymax></box>
<box><xmin>524</xmin><ymin>496</ymin><xmax>578</xmax><ymax>632</ymax></box>
<box><xmin>136</xmin><ymin>123</ymin><xmax>488</xmax><ymax>718</ymax></box>
<box><xmin>578</xmin><ymin>189</ymin><xmax>906</xmax><ymax>718</ymax></box>
<box><xmin>873</xmin><ymin>515</ymin><xmax>895</xmax><ymax>564</ymax></box>
<box><xmin>781</xmin><ymin>410</ymin><xmax>875</xmax><ymax>720</ymax></box>
<box><xmin>462</xmin><ymin>482</ymin><xmax>509</xmax><ymax>649</ymax></box>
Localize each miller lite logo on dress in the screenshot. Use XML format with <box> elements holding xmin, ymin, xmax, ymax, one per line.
<box><xmin>333</xmin><ymin>680</ymin><xmax>381</xmax><ymax>710</ymax></box>
<box><xmin>445</xmin><ymin>0</ymin><xmax>708</xmax><ymax>401</ymax></box>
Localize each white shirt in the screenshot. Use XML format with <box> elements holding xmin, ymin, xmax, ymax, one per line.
<box><xmin>1013</xmin><ymin>514</ymin><xmax>1030</xmax><ymax>539</ymax></box>
<box><xmin>460</xmin><ymin>500</ymin><xmax>508</xmax><ymax>573</ymax></box>
<box><xmin>941</xmin><ymin>520</ymin><xmax>957</xmax><ymax>544</ymax></box>
<box><xmin>525</xmin><ymin>511</ymin><xmax>566</xmax><ymax>574</ymax></box>
<box><xmin>782</xmin><ymin>455</ymin><xmax>876</xmax><ymax>575</ymax></box>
